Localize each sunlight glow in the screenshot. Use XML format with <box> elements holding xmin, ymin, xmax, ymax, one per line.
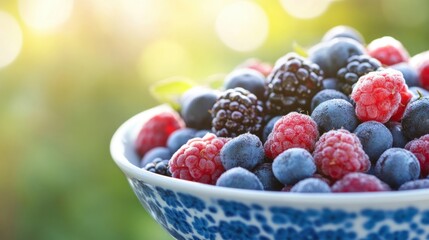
<box><xmin>216</xmin><ymin>1</ymin><xmax>269</xmax><ymax>52</ymax></box>
<box><xmin>0</xmin><ymin>12</ymin><xmax>23</xmax><ymax>68</ymax></box>
<box><xmin>19</xmin><ymin>0</ymin><xmax>74</xmax><ymax>32</ymax></box>
<box><xmin>280</xmin><ymin>0</ymin><xmax>332</xmax><ymax>19</ymax></box>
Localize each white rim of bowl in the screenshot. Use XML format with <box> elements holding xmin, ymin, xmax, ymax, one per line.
<box><xmin>110</xmin><ymin>105</ymin><xmax>429</xmax><ymax>205</ymax></box>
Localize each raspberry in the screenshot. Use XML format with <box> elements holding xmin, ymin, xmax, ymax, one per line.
<box><xmin>313</xmin><ymin>129</ymin><xmax>370</xmax><ymax>180</ymax></box>
<box><xmin>135</xmin><ymin>111</ymin><xmax>185</xmax><ymax>157</ymax></box>
<box><xmin>211</xmin><ymin>87</ymin><xmax>264</xmax><ymax>138</ymax></box>
<box><xmin>367</xmin><ymin>36</ymin><xmax>409</xmax><ymax>66</ymax></box>
<box><xmin>332</xmin><ymin>173</ymin><xmax>391</xmax><ymax>193</ymax></box>
<box><xmin>236</xmin><ymin>58</ymin><xmax>273</xmax><ymax>77</ymax></box>
<box><xmin>405</xmin><ymin>134</ymin><xmax>429</xmax><ymax>178</ymax></box>
<box><xmin>389</xmin><ymin>84</ymin><xmax>412</xmax><ymax>122</ymax></box>
<box><xmin>350</xmin><ymin>69</ymin><xmax>407</xmax><ymax>123</ymax></box>
<box><xmin>264</xmin><ymin>112</ymin><xmax>319</xmax><ymax>159</ymax></box>
<box><xmin>410</xmin><ymin>50</ymin><xmax>429</xmax><ymax>90</ymax></box>
<box><xmin>265</xmin><ymin>53</ymin><xmax>324</xmax><ymax>115</ymax></box>
<box><xmin>169</xmin><ymin>133</ymin><xmax>229</xmax><ymax>184</ymax></box>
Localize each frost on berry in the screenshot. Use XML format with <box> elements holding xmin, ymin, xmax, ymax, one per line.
<box><xmin>405</xmin><ymin>134</ymin><xmax>429</xmax><ymax>178</ymax></box>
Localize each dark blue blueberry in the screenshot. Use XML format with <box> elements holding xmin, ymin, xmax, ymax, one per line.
<box><xmin>177</xmin><ymin>193</ymin><xmax>206</xmax><ymax>211</ymax></box>
<box><xmin>220</xmin><ymin>133</ymin><xmax>265</xmax><ymax>170</ymax></box>
<box><xmin>399</xmin><ymin>179</ymin><xmax>429</xmax><ymax>191</ymax></box>
<box><xmin>322</xmin><ymin>25</ymin><xmax>365</xmax><ymax>44</ymax></box>
<box><xmin>274</xmin><ymin>227</ymin><xmax>299</xmax><ymax>240</ymax></box>
<box><xmin>262</xmin><ymin>116</ymin><xmax>281</xmax><ymax>143</ymax></box>
<box><xmin>167</xmin><ymin>128</ymin><xmax>197</xmax><ymax>153</ymax></box>
<box><xmin>390</xmin><ymin>63</ymin><xmax>421</xmax><ymax>87</ymax></box>
<box><xmin>218</xmin><ymin>200</ymin><xmax>251</xmax><ymax>220</ymax></box>
<box><xmin>402</xmin><ymin>97</ymin><xmax>429</xmax><ymax>139</ymax></box>
<box><xmin>253</xmin><ymin>163</ymin><xmax>283</xmax><ymax>191</ymax></box>
<box><xmin>224</xmin><ymin>68</ymin><xmax>266</xmax><ymax>100</ymax></box>
<box><xmin>290</xmin><ymin>178</ymin><xmax>331</xmax><ymax>193</ymax></box>
<box><xmin>216</xmin><ymin>167</ymin><xmax>264</xmax><ymax>190</ymax></box>
<box><xmin>180</xmin><ymin>88</ymin><xmax>218</xmax><ymax>129</ymax></box>
<box><xmin>272</xmin><ymin>148</ymin><xmax>316</xmax><ymax>185</ymax></box>
<box><xmin>164</xmin><ymin>208</ymin><xmax>192</xmax><ymax>234</ymax></box>
<box><xmin>194</xmin><ymin>129</ymin><xmax>211</xmax><ymax>138</ymax></box>
<box><xmin>219</xmin><ymin>220</ymin><xmax>259</xmax><ymax>240</ymax></box>
<box><xmin>140</xmin><ymin>147</ymin><xmax>171</xmax><ymax>167</ymax></box>
<box><xmin>385</xmin><ymin>121</ymin><xmax>408</xmax><ymax>148</ymax></box>
<box><xmin>375</xmin><ymin>148</ymin><xmax>420</xmax><ymax>189</ymax></box>
<box><xmin>409</xmin><ymin>87</ymin><xmax>429</xmax><ymax>101</ymax></box>
<box><xmin>322</xmin><ymin>77</ymin><xmax>342</xmax><ymax>91</ymax></box>
<box><xmin>311</xmin><ymin>99</ymin><xmax>359</xmax><ymax>133</ymax></box>
<box><xmin>309</xmin><ymin>38</ymin><xmax>365</xmax><ymax>77</ymax></box>
<box><xmin>354</xmin><ymin>121</ymin><xmax>393</xmax><ymax>162</ymax></box>
<box><xmin>310</xmin><ymin>89</ymin><xmax>350</xmax><ymax>112</ymax></box>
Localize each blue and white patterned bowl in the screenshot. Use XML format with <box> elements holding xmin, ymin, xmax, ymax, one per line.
<box><xmin>110</xmin><ymin>105</ymin><xmax>429</xmax><ymax>240</ymax></box>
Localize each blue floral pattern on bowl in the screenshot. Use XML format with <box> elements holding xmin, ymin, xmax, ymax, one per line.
<box><xmin>129</xmin><ymin>178</ymin><xmax>429</xmax><ymax>240</ymax></box>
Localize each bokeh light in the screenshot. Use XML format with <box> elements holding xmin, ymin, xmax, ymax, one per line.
<box><xmin>216</xmin><ymin>1</ymin><xmax>269</xmax><ymax>52</ymax></box>
<box><xmin>18</xmin><ymin>0</ymin><xmax>74</xmax><ymax>32</ymax></box>
<box><xmin>280</xmin><ymin>0</ymin><xmax>332</xmax><ymax>19</ymax></box>
<box><xmin>0</xmin><ymin>11</ymin><xmax>22</xmax><ymax>69</ymax></box>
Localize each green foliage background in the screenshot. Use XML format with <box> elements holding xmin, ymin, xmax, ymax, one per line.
<box><xmin>1</xmin><ymin>0</ymin><xmax>428</xmax><ymax>239</ymax></box>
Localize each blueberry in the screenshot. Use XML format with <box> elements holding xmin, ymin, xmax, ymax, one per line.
<box><xmin>322</xmin><ymin>25</ymin><xmax>365</xmax><ymax>44</ymax></box>
<box><xmin>354</xmin><ymin>121</ymin><xmax>393</xmax><ymax>162</ymax></box>
<box><xmin>167</xmin><ymin>128</ymin><xmax>197</xmax><ymax>153</ymax></box>
<box><xmin>290</xmin><ymin>178</ymin><xmax>332</xmax><ymax>193</ymax></box>
<box><xmin>253</xmin><ymin>163</ymin><xmax>283</xmax><ymax>191</ymax></box>
<box><xmin>409</xmin><ymin>87</ymin><xmax>429</xmax><ymax>101</ymax></box>
<box><xmin>310</xmin><ymin>89</ymin><xmax>350</xmax><ymax>112</ymax></box>
<box><xmin>140</xmin><ymin>147</ymin><xmax>171</xmax><ymax>167</ymax></box>
<box><xmin>216</xmin><ymin>167</ymin><xmax>264</xmax><ymax>190</ymax></box>
<box><xmin>223</xmin><ymin>68</ymin><xmax>266</xmax><ymax>100</ymax></box>
<box><xmin>180</xmin><ymin>88</ymin><xmax>218</xmax><ymax>129</ymax></box>
<box><xmin>385</xmin><ymin>122</ymin><xmax>408</xmax><ymax>148</ymax></box>
<box><xmin>402</xmin><ymin>97</ymin><xmax>429</xmax><ymax>140</ymax></box>
<box><xmin>194</xmin><ymin>129</ymin><xmax>211</xmax><ymax>138</ymax></box>
<box><xmin>322</xmin><ymin>78</ymin><xmax>342</xmax><ymax>91</ymax></box>
<box><xmin>311</xmin><ymin>99</ymin><xmax>359</xmax><ymax>134</ymax></box>
<box><xmin>262</xmin><ymin>116</ymin><xmax>281</xmax><ymax>143</ymax></box>
<box><xmin>309</xmin><ymin>38</ymin><xmax>365</xmax><ymax>77</ymax></box>
<box><xmin>375</xmin><ymin>148</ymin><xmax>420</xmax><ymax>189</ymax></box>
<box><xmin>272</xmin><ymin>148</ymin><xmax>316</xmax><ymax>185</ymax></box>
<box><xmin>220</xmin><ymin>133</ymin><xmax>265</xmax><ymax>170</ymax></box>
<box><xmin>390</xmin><ymin>63</ymin><xmax>421</xmax><ymax>87</ymax></box>
<box><xmin>399</xmin><ymin>179</ymin><xmax>429</xmax><ymax>191</ymax></box>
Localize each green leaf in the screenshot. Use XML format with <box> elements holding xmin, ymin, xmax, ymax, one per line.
<box><xmin>293</xmin><ymin>41</ymin><xmax>308</xmax><ymax>57</ymax></box>
<box><xmin>149</xmin><ymin>77</ymin><xmax>195</xmax><ymax>110</ymax></box>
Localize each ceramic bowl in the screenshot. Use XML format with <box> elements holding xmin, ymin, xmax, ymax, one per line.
<box><xmin>110</xmin><ymin>105</ymin><xmax>429</xmax><ymax>240</ymax></box>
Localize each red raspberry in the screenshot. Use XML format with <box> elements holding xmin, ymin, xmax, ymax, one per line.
<box><xmin>264</xmin><ymin>112</ymin><xmax>319</xmax><ymax>159</ymax></box>
<box><xmin>410</xmin><ymin>50</ymin><xmax>429</xmax><ymax>90</ymax></box>
<box><xmin>135</xmin><ymin>111</ymin><xmax>185</xmax><ymax>157</ymax></box>
<box><xmin>390</xmin><ymin>84</ymin><xmax>412</xmax><ymax>122</ymax></box>
<box><xmin>367</xmin><ymin>36</ymin><xmax>409</xmax><ymax>66</ymax></box>
<box><xmin>237</xmin><ymin>58</ymin><xmax>273</xmax><ymax>77</ymax></box>
<box><xmin>332</xmin><ymin>173</ymin><xmax>391</xmax><ymax>192</ymax></box>
<box><xmin>351</xmin><ymin>69</ymin><xmax>407</xmax><ymax>123</ymax></box>
<box><xmin>313</xmin><ymin>129</ymin><xmax>370</xmax><ymax>180</ymax></box>
<box><xmin>405</xmin><ymin>134</ymin><xmax>429</xmax><ymax>178</ymax></box>
<box><xmin>169</xmin><ymin>133</ymin><xmax>229</xmax><ymax>184</ymax></box>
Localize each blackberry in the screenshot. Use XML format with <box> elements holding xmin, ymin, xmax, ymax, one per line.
<box><xmin>143</xmin><ymin>158</ymin><xmax>171</xmax><ymax>177</ymax></box>
<box><xmin>337</xmin><ymin>55</ymin><xmax>382</xmax><ymax>95</ymax></box>
<box><xmin>211</xmin><ymin>87</ymin><xmax>264</xmax><ymax>137</ymax></box>
<box><xmin>265</xmin><ymin>53</ymin><xmax>324</xmax><ymax>115</ymax></box>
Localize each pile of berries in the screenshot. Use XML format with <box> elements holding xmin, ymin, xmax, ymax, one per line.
<box><xmin>135</xmin><ymin>26</ymin><xmax>429</xmax><ymax>193</ymax></box>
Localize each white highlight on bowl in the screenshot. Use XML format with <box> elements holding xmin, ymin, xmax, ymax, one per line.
<box><xmin>0</xmin><ymin>12</ymin><xmax>23</xmax><ymax>68</ymax></box>
<box><xmin>19</xmin><ymin>0</ymin><xmax>74</xmax><ymax>31</ymax></box>
<box><xmin>215</xmin><ymin>1</ymin><xmax>269</xmax><ymax>52</ymax></box>
<box><xmin>280</xmin><ymin>0</ymin><xmax>331</xmax><ymax>19</ymax></box>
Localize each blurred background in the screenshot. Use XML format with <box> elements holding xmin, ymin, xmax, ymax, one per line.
<box><xmin>1</xmin><ymin>0</ymin><xmax>429</xmax><ymax>239</ymax></box>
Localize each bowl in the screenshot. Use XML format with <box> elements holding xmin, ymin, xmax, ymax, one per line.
<box><xmin>110</xmin><ymin>105</ymin><xmax>429</xmax><ymax>240</ymax></box>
